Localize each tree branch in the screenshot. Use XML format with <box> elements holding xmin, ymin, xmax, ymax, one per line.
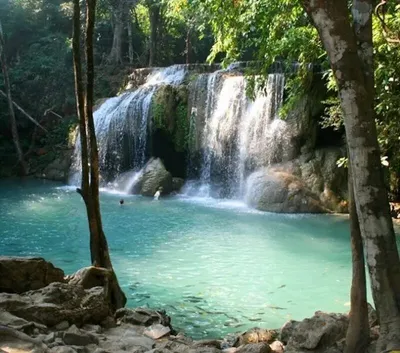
<box><xmin>0</xmin><ymin>89</ymin><xmax>48</xmax><ymax>132</ymax></box>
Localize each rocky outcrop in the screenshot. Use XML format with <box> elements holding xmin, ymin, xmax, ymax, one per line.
<box><xmin>38</xmin><ymin>149</ymin><xmax>73</xmax><ymax>182</ymax></box>
<box><xmin>245</xmin><ymin>167</ymin><xmax>328</xmax><ymax>213</ymax></box>
<box><xmin>0</xmin><ymin>257</ymin><xmax>65</xmax><ymax>293</ymax></box>
<box><xmin>244</xmin><ymin>147</ymin><xmax>347</xmax><ymax>213</ymax></box>
<box><xmin>130</xmin><ymin>158</ymin><xmax>173</xmax><ymax>196</ymax></box>
<box><xmin>282</xmin><ymin>311</ymin><xmax>349</xmax><ymax>353</ymax></box>
<box><xmin>0</xmin><ymin>282</ymin><xmax>111</xmax><ymax>326</ymax></box>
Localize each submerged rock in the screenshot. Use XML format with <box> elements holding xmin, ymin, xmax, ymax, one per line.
<box><xmin>245</xmin><ymin>168</ymin><xmax>327</xmax><ymax>213</ymax></box>
<box><xmin>129</xmin><ymin>158</ymin><xmax>173</xmax><ymax>196</ymax></box>
<box><xmin>0</xmin><ymin>257</ymin><xmax>65</xmax><ymax>294</ymax></box>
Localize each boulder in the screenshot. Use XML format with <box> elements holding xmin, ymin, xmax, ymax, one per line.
<box><xmin>130</xmin><ymin>158</ymin><xmax>173</xmax><ymax>196</ymax></box>
<box><xmin>245</xmin><ymin>168</ymin><xmax>327</xmax><ymax>213</ymax></box>
<box><xmin>144</xmin><ymin>324</ymin><xmax>171</xmax><ymax>339</ymax></box>
<box><xmin>234</xmin><ymin>328</ymin><xmax>277</xmax><ymax>347</ymax></box>
<box><xmin>236</xmin><ymin>343</ymin><xmax>272</xmax><ymax>353</ymax></box>
<box><xmin>280</xmin><ymin>320</ymin><xmax>300</xmax><ymax>344</ymax></box>
<box><xmin>172</xmin><ymin>177</ymin><xmax>185</xmax><ymax>193</ymax></box>
<box><xmin>269</xmin><ymin>341</ymin><xmax>284</xmax><ymax>353</ymax></box>
<box><xmin>62</xmin><ymin>325</ymin><xmax>99</xmax><ymax>346</ymax></box>
<box><xmin>0</xmin><ymin>282</ymin><xmax>111</xmax><ymax>327</ymax></box>
<box><xmin>116</xmin><ymin>308</ymin><xmax>171</xmax><ymax>328</ymax></box>
<box><xmin>284</xmin><ymin>311</ymin><xmax>348</xmax><ymax>353</ymax></box>
<box><xmin>0</xmin><ymin>257</ymin><xmax>65</xmax><ymax>294</ymax></box>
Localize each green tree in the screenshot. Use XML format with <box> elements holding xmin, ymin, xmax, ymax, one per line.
<box><xmin>72</xmin><ymin>0</ymin><xmax>126</xmax><ymax>310</ymax></box>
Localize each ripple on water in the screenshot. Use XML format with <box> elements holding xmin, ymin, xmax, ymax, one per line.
<box><xmin>1</xmin><ymin>179</ymin><xmax>395</xmax><ymax>339</ymax></box>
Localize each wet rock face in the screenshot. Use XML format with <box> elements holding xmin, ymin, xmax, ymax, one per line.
<box><xmin>0</xmin><ymin>257</ymin><xmax>65</xmax><ymax>294</ymax></box>
<box><xmin>245</xmin><ymin>168</ymin><xmax>327</xmax><ymax>213</ymax></box>
<box><xmin>129</xmin><ymin>158</ymin><xmax>173</xmax><ymax>196</ymax></box>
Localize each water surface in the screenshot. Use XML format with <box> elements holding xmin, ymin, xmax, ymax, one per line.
<box><xmin>0</xmin><ymin>179</ymin><xmax>387</xmax><ymax>339</ymax></box>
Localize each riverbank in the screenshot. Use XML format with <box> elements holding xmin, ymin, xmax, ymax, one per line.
<box><xmin>0</xmin><ymin>257</ymin><xmax>378</xmax><ymax>353</ymax></box>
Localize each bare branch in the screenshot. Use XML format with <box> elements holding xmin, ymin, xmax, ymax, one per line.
<box><xmin>0</xmin><ymin>89</ymin><xmax>48</xmax><ymax>132</ymax></box>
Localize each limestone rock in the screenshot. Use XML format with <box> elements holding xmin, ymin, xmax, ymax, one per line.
<box><xmin>234</xmin><ymin>328</ymin><xmax>277</xmax><ymax>347</ymax></box>
<box><xmin>172</xmin><ymin>177</ymin><xmax>185</xmax><ymax>193</ymax></box>
<box><xmin>188</xmin><ymin>348</ymin><xmax>221</xmax><ymax>353</ymax></box>
<box><xmin>62</xmin><ymin>325</ymin><xmax>99</xmax><ymax>346</ymax></box>
<box><xmin>67</xmin><ymin>266</ymin><xmax>112</xmax><ymax>289</ymax></box>
<box><xmin>0</xmin><ymin>257</ymin><xmax>64</xmax><ymax>293</ymax></box>
<box><xmin>155</xmin><ymin>339</ymin><xmax>191</xmax><ymax>353</ymax></box>
<box><xmin>269</xmin><ymin>341</ymin><xmax>284</xmax><ymax>353</ymax></box>
<box><xmin>100</xmin><ymin>325</ymin><xmax>155</xmax><ymax>352</ymax></box>
<box><xmin>50</xmin><ymin>348</ymin><xmax>78</xmax><ymax>353</ymax></box>
<box><xmin>192</xmin><ymin>340</ymin><xmax>222</xmax><ymax>349</ymax></box>
<box><xmin>0</xmin><ymin>282</ymin><xmax>111</xmax><ymax>326</ymax></box>
<box><xmin>144</xmin><ymin>324</ymin><xmax>171</xmax><ymax>339</ymax></box>
<box><xmin>40</xmin><ymin>150</ymin><xmax>73</xmax><ymax>182</ymax></box>
<box><xmin>236</xmin><ymin>343</ymin><xmax>272</xmax><ymax>353</ymax></box>
<box><xmin>116</xmin><ymin>308</ymin><xmax>171</xmax><ymax>328</ymax></box>
<box><xmin>130</xmin><ymin>158</ymin><xmax>173</xmax><ymax>196</ymax></box>
<box><xmin>245</xmin><ymin>168</ymin><xmax>327</xmax><ymax>213</ymax></box>
<box><xmin>284</xmin><ymin>311</ymin><xmax>348</xmax><ymax>353</ymax></box>
<box><xmin>280</xmin><ymin>320</ymin><xmax>300</xmax><ymax>344</ymax></box>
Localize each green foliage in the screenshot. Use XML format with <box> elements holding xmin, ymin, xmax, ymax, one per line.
<box><xmin>174</xmin><ymin>102</ymin><xmax>188</xmax><ymax>152</ymax></box>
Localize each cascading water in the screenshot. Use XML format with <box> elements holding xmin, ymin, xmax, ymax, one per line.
<box><xmin>69</xmin><ymin>65</ymin><xmax>187</xmax><ymax>186</ymax></box>
<box><xmin>186</xmin><ymin>71</ymin><xmax>287</xmax><ymax>199</ymax></box>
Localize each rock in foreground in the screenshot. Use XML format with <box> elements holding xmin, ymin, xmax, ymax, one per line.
<box><xmin>0</xmin><ymin>282</ymin><xmax>111</xmax><ymax>326</ymax></box>
<box><xmin>0</xmin><ymin>256</ymin><xmax>65</xmax><ymax>293</ymax></box>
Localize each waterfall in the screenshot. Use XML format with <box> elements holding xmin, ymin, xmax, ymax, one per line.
<box><xmin>187</xmin><ymin>72</ymin><xmax>287</xmax><ymax>199</ymax></box>
<box><xmin>69</xmin><ymin>65</ymin><xmax>187</xmax><ymax>186</ymax></box>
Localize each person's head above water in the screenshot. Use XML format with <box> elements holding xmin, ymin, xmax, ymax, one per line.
<box><xmin>119</xmin><ymin>199</ymin><xmax>124</xmax><ymax>205</ymax></box>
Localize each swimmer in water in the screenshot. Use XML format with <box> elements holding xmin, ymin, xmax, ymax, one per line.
<box><xmin>119</xmin><ymin>199</ymin><xmax>124</xmax><ymax>205</ymax></box>
<box><xmin>154</xmin><ymin>187</ymin><xmax>163</xmax><ymax>200</ymax></box>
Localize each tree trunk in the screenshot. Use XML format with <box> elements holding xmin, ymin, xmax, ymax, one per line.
<box><xmin>185</xmin><ymin>26</ymin><xmax>191</xmax><ymax>64</ymax></box>
<box><xmin>108</xmin><ymin>1</ymin><xmax>124</xmax><ymax>65</ymax></box>
<box><xmin>148</xmin><ymin>0</ymin><xmax>160</xmax><ymax>67</ymax></box>
<box><xmin>301</xmin><ymin>1</ymin><xmax>400</xmax><ymax>351</ymax></box>
<box><xmin>344</xmin><ymin>2</ymin><xmax>373</xmax><ymax>351</ymax></box>
<box><xmin>127</xmin><ymin>11</ymin><xmax>134</xmax><ymax>64</ymax></box>
<box><xmin>72</xmin><ymin>0</ymin><xmax>127</xmax><ymax>311</ymax></box>
<box><xmin>0</xmin><ymin>20</ymin><xmax>28</xmax><ymax>176</ymax></box>
<box><xmin>344</xmin><ymin>161</ymin><xmax>369</xmax><ymax>353</ymax></box>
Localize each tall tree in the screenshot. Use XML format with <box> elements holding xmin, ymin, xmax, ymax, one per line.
<box><xmin>0</xmin><ymin>19</ymin><xmax>28</xmax><ymax>175</ymax></box>
<box><xmin>108</xmin><ymin>0</ymin><xmax>125</xmax><ymax>64</ymax></box>
<box><xmin>344</xmin><ymin>1</ymin><xmax>374</xmax><ymax>352</ymax></box>
<box><xmin>72</xmin><ymin>0</ymin><xmax>126</xmax><ymax>311</ymax></box>
<box><xmin>301</xmin><ymin>0</ymin><xmax>400</xmax><ymax>351</ymax></box>
<box><xmin>147</xmin><ymin>0</ymin><xmax>161</xmax><ymax>66</ymax></box>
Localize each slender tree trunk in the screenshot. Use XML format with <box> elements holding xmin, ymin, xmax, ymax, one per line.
<box><xmin>148</xmin><ymin>0</ymin><xmax>160</xmax><ymax>67</ymax></box>
<box><xmin>345</xmin><ymin>161</ymin><xmax>369</xmax><ymax>353</ymax></box>
<box><xmin>73</xmin><ymin>0</ymin><xmax>126</xmax><ymax>311</ymax></box>
<box><xmin>0</xmin><ymin>20</ymin><xmax>27</xmax><ymax>175</ymax></box>
<box><xmin>301</xmin><ymin>1</ymin><xmax>400</xmax><ymax>351</ymax></box>
<box><xmin>344</xmin><ymin>2</ymin><xmax>373</xmax><ymax>351</ymax></box>
<box><xmin>127</xmin><ymin>14</ymin><xmax>134</xmax><ymax>64</ymax></box>
<box><xmin>108</xmin><ymin>1</ymin><xmax>124</xmax><ymax>65</ymax></box>
<box><xmin>185</xmin><ymin>26</ymin><xmax>191</xmax><ymax>64</ymax></box>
